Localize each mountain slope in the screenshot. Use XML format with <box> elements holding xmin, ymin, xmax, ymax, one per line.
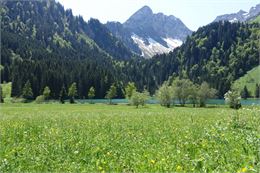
<box><xmin>106</xmin><ymin>6</ymin><xmax>192</xmax><ymax>58</ymax></box>
<box><xmin>1</xmin><ymin>0</ymin><xmax>135</xmax><ymax>61</ymax></box>
<box><xmin>213</xmin><ymin>3</ymin><xmax>260</xmax><ymax>23</ymax></box>
<box><xmin>0</xmin><ymin>0</ymin><xmax>129</xmax><ymax>98</ymax></box>
<box><xmin>233</xmin><ymin>65</ymin><xmax>260</xmax><ymax>96</ymax></box>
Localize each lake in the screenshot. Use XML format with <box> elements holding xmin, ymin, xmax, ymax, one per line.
<box><xmin>76</xmin><ymin>98</ymin><xmax>260</xmax><ymax>105</ymax></box>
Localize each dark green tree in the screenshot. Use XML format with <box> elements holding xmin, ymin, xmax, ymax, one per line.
<box><xmin>241</xmin><ymin>86</ymin><xmax>250</xmax><ymax>99</ymax></box>
<box><xmin>0</xmin><ymin>85</ymin><xmax>4</xmax><ymax>103</ymax></box>
<box><xmin>59</xmin><ymin>85</ymin><xmax>67</xmax><ymax>104</ymax></box>
<box><xmin>22</xmin><ymin>80</ymin><xmax>33</xmax><ymax>100</ymax></box>
<box><xmin>255</xmin><ymin>84</ymin><xmax>260</xmax><ymax>98</ymax></box>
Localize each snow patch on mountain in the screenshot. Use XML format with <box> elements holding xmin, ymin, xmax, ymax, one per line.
<box><xmin>163</xmin><ymin>38</ymin><xmax>182</xmax><ymax>49</ymax></box>
<box><xmin>131</xmin><ymin>34</ymin><xmax>182</xmax><ymax>58</ymax></box>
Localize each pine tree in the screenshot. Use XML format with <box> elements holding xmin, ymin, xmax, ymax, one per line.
<box><xmin>88</xmin><ymin>86</ymin><xmax>95</xmax><ymax>104</ymax></box>
<box><xmin>68</xmin><ymin>82</ymin><xmax>77</xmax><ymax>104</ymax></box>
<box><xmin>241</xmin><ymin>86</ymin><xmax>250</xmax><ymax>99</ymax></box>
<box><xmin>0</xmin><ymin>85</ymin><xmax>4</xmax><ymax>103</ymax></box>
<box><xmin>255</xmin><ymin>84</ymin><xmax>260</xmax><ymax>98</ymax></box>
<box><xmin>22</xmin><ymin>80</ymin><xmax>33</xmax><ymax>100</ymax></box>
<box><xmin>59</xmin><ymin>85</ymin><xmax>67</xmax><ymax>104</ymax></box>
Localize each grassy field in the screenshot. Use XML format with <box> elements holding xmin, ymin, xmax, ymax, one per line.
<box><xmin>0</xmin><ymin>103</ymin><xmax>259</xmax><ymax>172</ymax></box>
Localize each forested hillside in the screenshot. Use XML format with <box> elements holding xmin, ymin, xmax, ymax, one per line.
<box><xmin>129</xmin><ymin>21</ymin><xmax>260</xmax><ymax>96</ymax></box>
<box><xmin>0</xmin><ymin>0</ymin><xmax>134</xmax><ymax>98</ymax></box>
<box><xmin>1</xmin><ymin>0</ymin><xmax>259</xmax><ymax>99</ymax></box>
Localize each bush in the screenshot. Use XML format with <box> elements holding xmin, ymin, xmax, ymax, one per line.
<box><xmin>35</xmin><ymin>95</ymin><xmax>45</xmax><ymax>104</ymax></box>
<box><xmin>131</xmin><ymin>90</ymin><xmax>150</xmax><ymax>108</ymax></box>
<box><xmin>224</xmin><ymin>90</ymin><xmax>241</xmax><ymax>109</ymax></box>
<box><xmin>11</xmin><ymin>98</ymin><xmax>26</xmax><ymax>103</ymax></box>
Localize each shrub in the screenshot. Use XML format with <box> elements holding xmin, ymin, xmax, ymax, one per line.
<box><xmin>131</xmin><ymin>90</ymin><xmax>150</xmax><ymax>108</ymax></box>
<box><xmin>224</xmin><ymin>90</ymin><xmax>241</xmax><ymax>109</ymax></box>
<box><xmin>35</xmin><ymin>95</ymin><xmax>45</xmax><ymax>104</ymax></box>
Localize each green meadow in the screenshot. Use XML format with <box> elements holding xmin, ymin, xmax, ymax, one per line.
<box><xmin>0</xmin><ymin>103</ymin><xmax>259</xmax><ymax>172</ymax></box>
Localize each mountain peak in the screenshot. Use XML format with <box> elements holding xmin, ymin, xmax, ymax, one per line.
<box><xmin>138</xmin><ymin>5</ymin><xmax>153</xmax><ymax>15</ymax></box>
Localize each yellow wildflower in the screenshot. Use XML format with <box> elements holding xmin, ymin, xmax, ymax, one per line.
<box><xmin>176</xmin><ymin>165</ymin><xmax>182</xmax><ymax>171</ymax></box>
<box><xmin>242</xmin><ymin>167</ymin><xmax>247</xmax><ymax>172</ymax></box>
<box><xmin>150</xmin><ymin>160</ymin><xmax>156</xmax><ymax>164</ymax></box>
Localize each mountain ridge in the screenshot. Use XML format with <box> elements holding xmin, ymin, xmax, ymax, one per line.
<box><xmin>213</xmin><ymin>3</ymin><xmax>260</xmax><ymax>23</ymax></box>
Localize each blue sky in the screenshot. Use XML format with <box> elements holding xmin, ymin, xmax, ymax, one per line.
<box><xmin>57</xmin><ymin>0</ymin><xmax>259</xmax><ymax>31</ymax></box>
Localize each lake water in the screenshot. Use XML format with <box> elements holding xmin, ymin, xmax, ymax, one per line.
<box><xmin>77</xmin><ymin>99</ymin><xmax>260</xmax><ymax>105</ymax></box>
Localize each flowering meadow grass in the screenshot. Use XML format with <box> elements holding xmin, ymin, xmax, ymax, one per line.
<box><xmin>0</xmin><ymin>103</ymin><xmax>259</xmax><ymax>172</ymax></box>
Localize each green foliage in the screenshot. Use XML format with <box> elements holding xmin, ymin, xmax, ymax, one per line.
<box><xmin>124</xmin><ymin>82</ymin><xmax>137</xmax><ymax>100</ymax></box>
<box><xmin>233</xmin><ymin>65</ymin><xmax>260</xmax><ymax>98</ymax></box>
<box><xmin>172</xmin><ymin>78</ymin><xmax>194</xmax><ymax>106</ymax></box>
<box><xmin>224</xmin><ymin>90</ymin><xmax>241</xmax><ymax>109</ymax></box>
<box><xmin>105</xmin><ymin>84</ymin><xmax>117</xmax><ymax>104</ymax></box>
<box><xmin>156</xmin><ymin>83</ymin><xmax>173</xmax><ymax>108</ymax></box>
<box><xmin>88</xmin><ymin>86</ymin><xmax>95</xmax><ymax>104</ymax></box>
<box><xmin>68</xmin><ymin>82</ymin><xmax>77</xmax><ymax>104</ymax></box>
<box><xmin>197</xmin><ymin>82</ymin><xmax>217</xmax><ymax>107</ymax></box>
<box><xmin>1</xmin><ymin>82</ymin><xmax>12</xmax><ymax>98</ymax></box>
<box><xmin>43</xmin><ymin>86</ymin><xmax>51</xmax><ymax>100</ymax></box>
<box><xmin>59</xmin><ymin>85</ymin><xmax>67</xmax><ymax>104</ymax></box>
<box><xmin>130</xmin><ymin>90</ymin><xmax>150</xmax><ymax>108</ymax></box>
<box><xmin>53</xmin><ymin>33</ymin><xmax>72</xmax><ymax>48</ymax></box>
<box><xmin>35</xmin><ymin>95</ymin><xmax>45</xmax><ymax>104</ymax></box>
<box><xmin>0</xmin><ymin>104</ymin><xmax>259</xmax><ymax>172</ymax></box>
<box><xmin>22</xmin><ymin>80</ymin><xmax>33</xmax><ymax>100</ymax></box>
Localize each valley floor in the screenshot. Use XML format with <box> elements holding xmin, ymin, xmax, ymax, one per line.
<box><xmin>0</xmin><ymin>104</ymin><xmax>259</xmax><ymax>172</ymax></box>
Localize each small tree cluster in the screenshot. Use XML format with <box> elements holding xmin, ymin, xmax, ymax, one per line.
<box><xmin>156</xmin><ymin>78</ymin><xmax>217</xmax><ymax>108</ymax></box>
<box><xmin>224</xmin><ymin>90</ymin><xmax>241</xmax><ymax>109</ymax></box>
